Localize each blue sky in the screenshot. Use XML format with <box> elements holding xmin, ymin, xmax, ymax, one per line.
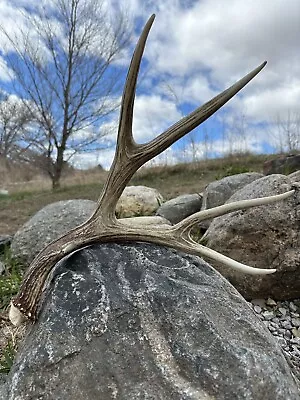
<box><xmin>0</xmin><ymin>0</ymin><xmax>299</xmax><ymax>169</ymax></box>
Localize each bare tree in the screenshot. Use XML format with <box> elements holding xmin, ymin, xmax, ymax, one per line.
<box><xmin>220</xmin><ymin>109</ymin><xmax>250</xmax><ymax>156</ymax></box>
<box><xmin>0</xmin><ymin>0</ymin><xmax>131</xmax><ymax>189</ymax></box>
<box><xmin>0</xmin><ymin>93</ymin><xmax>32</xmax><ymax>167</ymax></box>
<box><xmin>269</xmin><ymin>110</ymin><xmax>300</xmax><ymax>153</ymax></box>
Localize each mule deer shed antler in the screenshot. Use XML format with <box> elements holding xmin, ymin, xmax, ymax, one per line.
<box><xmin>10</xmin><ymin>14</ymin><xmax>294</xmax><ymax>326</ymax></box>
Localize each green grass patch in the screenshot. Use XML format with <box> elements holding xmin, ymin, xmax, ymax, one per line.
<box><xmin>0</xmin><ymin>340</ymin><xmax>16</xmax><ymax>374</ymax></box>
<box><xmin>215</xmin><ymin>165</ymin><xmax>251</xmax><ymax>180</ymax></box>
<box><xmin>0</xmin><ymin>247</ymin><xmax>23</xmax><ymax>311</ymax></box>
<box><xmin>0</xmin><ymin>191</ymin><xmax>36</xmax><ymax>203</ymax></box>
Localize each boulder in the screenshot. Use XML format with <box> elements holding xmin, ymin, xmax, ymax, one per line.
<box><xmin>11</xmin><ymin>199</ymin><xmax>96</xmax><ymax>265</ymax></box>
<box><xmin>205</xmin><ymin>174</ymin><xmax>300</xmax><ymax>299</ymax></box>
<box><xmin>0</xmin><ymin>376</ymin><xmax>7</xmax><ymax>399</ymax></box>
<box><xmin>5</xmin><ymin>243</ymin><xmax>299</xmax><ymax>399</ymax></box>
<box><xmin>156</xmin><ymin>193</ymin><xmax>202</xmax><ymax>224</ymax></box>
<box><xmin>0</xmin><ymin>235</ymin><xmax>13</xmax><ymax>254</ymax></box>
<box><xmin>200</xmin><ymin>172</ymin><xmax>263</xmax><ymax>229</ymax></box>
<box><xmin>10</xmin><ymin>199</ymin><xmax>171</xmax><ymax>267</ymax></box>
<box><xmin>263</xmin><ymin>154</ymin><xmax>300</xmax><ymax>175</ymax></box>
<box><xmin>116</xmin><ymin>186</ymin><xmax>163</xmax><ymax>218</ymax></box>
<box><xmin>289</xmin><ymin>170</ymin><xmax>300</xmax><ymax>182</ymax></box>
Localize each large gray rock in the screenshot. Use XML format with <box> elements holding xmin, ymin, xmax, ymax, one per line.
<box><xmin>264</xmin><ymin>154</ymin><xmax>300</xmax><ymax>175</ymax></box>
<box><xmin>156</xmin><ymin>193</ymin><xmax>202</xmax><ymax>224</ymax></box>
<box><xmin>11</xmin><ymin>200</ymin><xmax>96</xmax><ymax>265</ymax></box>
<box><xmin>205</xmin><ymin>174</ymin><xmax>300</xmax><ymax>300</ymax></box>
<box><xmin>200</xmin><ymin>172</ymin><xmax>263</xmax><ymax>229</ymax></box>
<box><xmin>289</xmin><ymin>170</ymin><xmax>300</xmax><ymax>182</ymax></box>
<box><xmin>0</xmin><ymin>376</ymin><xmax>7</xmax><ymax>399</ymax></box>
<box><xmin>116</xmin><ymin>186</ymin><xmax>163</xmax><ymax>218</ymax></box>
<box><xmin>0</xmin><ymin>235</ymin><xmax>12</xmax><ymax>254</ymax></box>
<box><xmin>6</xmin><ymin>243</ymin><xmax>299</xmax><ymax>399</ymax></box>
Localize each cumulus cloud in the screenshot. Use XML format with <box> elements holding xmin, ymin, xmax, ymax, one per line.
<box><xmin>132</xmin><ymin>94</ymin><xmax>182</xmax><ymax>142</ymax></box>
<box><xmin>0</xmin><ymin>0</ymin><xmax>299</xmax><ymax>170</ymax></box>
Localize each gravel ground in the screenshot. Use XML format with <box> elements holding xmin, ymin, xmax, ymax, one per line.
<box><xmin>249</xmin><ymin>298</ymin><xmax>300</xmax><ymax>382</ymax></box>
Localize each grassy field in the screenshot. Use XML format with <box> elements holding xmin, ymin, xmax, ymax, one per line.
<box><xmin>0</xmin><ymin>153</ymin><xmax>274</xmax><ymax>235</ymax></box>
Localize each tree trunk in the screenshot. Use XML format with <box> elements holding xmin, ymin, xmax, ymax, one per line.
<box><xmin>52</xmin><ymin>146</ymin><xmax>65</xmax><ymax>190</ymax></box>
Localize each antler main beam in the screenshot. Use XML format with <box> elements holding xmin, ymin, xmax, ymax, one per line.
<box><xmin>9</xmin><ymin>14</ymin><xmax>295</xmax><ymax>326</ymax></box>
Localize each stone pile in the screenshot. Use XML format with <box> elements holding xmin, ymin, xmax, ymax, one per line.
<box><xmin>249</xmin><ymin>298</ymin><xmax>300</xmax><ymax>380</ymax></box>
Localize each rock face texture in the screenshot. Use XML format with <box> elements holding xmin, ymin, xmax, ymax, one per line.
<box><xmin>0</xmin><ymin>376</ymin><xmax>7</xmax><ymax>399</ymax></box>
<box><xmin>156</xmin><ymin>193</ymin><xmax>202</xmax><ymax>224</ymax></box>
<box><xmin>6</xmin><ymin>243</ymin><xmax>299</xmax><ymax>399</ymax></box>
<box><xmin>263</xmin><ymin>154</ymin><xmax>300</xmax><ymax>175</ymax></box>
<box><xmin>289</xmin><ymin>170</ymin><xmax>300</xmax><ymax>182</ymax></box>
<box><xmin>11</xmin><ymin>199</ymin><xmax>96</xmax><ymax>265</ymax></box>
<box><xmin>205</xmin><ymin>174</ymin><xmax>300</xmax><ymax>300</ymax></box>
<box><xmin>0</xmin><ymin>235</ymin><xmax>12</xmax><ymax>253</ymax></box>
<box><xmin>200</xmin><ymin>172</ymin><xmax>263</xmax><ymax>229</ymax></box>
<box><xmin>116</xmin><ymin>186</ymin><xmax>163</xmax><ymax>218</ymax></box>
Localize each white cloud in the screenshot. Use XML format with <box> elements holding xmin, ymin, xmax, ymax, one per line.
<box><xmin>69</xmin><ymin>147</ymin><xmax>116</xmax><ymax>170</ymax></box>
<box><xmin>132</xmin><ymin>0</ymin><xmax>300</xmax><ymax>121</ymax></box>
<box><xmin>0</xmin><ymin>57</ymin><xmax>13</xmax><ymax>81</ymax></box>
<box><xmin>1</xmin><ymin>0</ymin><xmax>299</xmax><ymax>171</ymax></box>
<box><xmin>132</xmin><ymin>94</ymin><xmax>182</xmax><ymax>143</ymax></box>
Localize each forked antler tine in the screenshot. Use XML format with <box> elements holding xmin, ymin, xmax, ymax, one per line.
<box><xmin>141</xmin><ymin>61</ymin><xmax>267</xmax><ymax>160</ymax></box>
<box><xmin>166</xmin><ymin>189</ymin><xmax>296</xmax><ymax>274</ymax></box>
<box><xmin>116</xmin><ymin>14</ymin><xmax>155</xmax><ymax>150</ymax></box>
<box><xmin>95</xmin><ymin>15</ymin><xmax>266</xmax><ymax>215</ymax></box>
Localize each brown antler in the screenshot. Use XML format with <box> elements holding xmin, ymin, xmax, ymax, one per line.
<box><xmin>9</xmin><ymin>14</ymin><xmax>295</xmax><ymax>326</ymax></box>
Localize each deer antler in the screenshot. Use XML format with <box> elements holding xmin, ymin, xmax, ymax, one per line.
<box><xmin>9</xmin><ymin>14</ymin><xmax>295</xmax><ymax>326</ymax></box>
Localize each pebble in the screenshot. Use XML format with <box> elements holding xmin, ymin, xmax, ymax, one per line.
<box><xmin>292</xmin><ymin>318</ymin><xmax>300</xmax><ymax>327</ymax></box>
<box><xmin>278</xmin><ymin>307</ymin><xmax>287</xmax><ymax>316</ymax></box>
<box><xmin>253</xmin><ymin>305</ymin><xmax>262</xmax><ymax>314</ymax></box>
<box><xmin>250</xmin><ymin>298</ymin><xmax>300</xmax><ymax>379</ymax></box>
<box><xmin>262</xmin><ymin>311</ymin><xmax>274</xmax><ymax>320</ymax></box>
<box><xmin>266</xmin><ymin>298</ymin><xmax>277</xmax><ymax>306</ymax></box>
<box><xmin>252</xmin><ymin>298</ymin><xmax>266</xmax><ymax>307</ymax></box>
<box><xmin>290</xmin><ymin>302</ymin><xmax>298</xmax><ymax>313</ymax></box>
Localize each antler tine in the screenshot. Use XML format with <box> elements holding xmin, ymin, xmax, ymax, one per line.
<box><xmin>93</xmin><ymin>15</ymin><xmax>155</xmax><ymax>216</ymax></box>
<box><xmin>117</xmin><ymin>14</ymin><xmax>155</xmax><ymax>148</ymax></box>
<box><xmin>141</xmin><ymin>61</ymin><xmax>267</xmax><ymax>161</ymax></box>
<box><xmin>174</xmin><ymin>189</ymin><xmax>295</xmax><ymax>232</ymax></box>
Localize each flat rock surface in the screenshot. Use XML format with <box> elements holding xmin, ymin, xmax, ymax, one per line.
<box><xmin>5</xmin><ymin>243</ymin><xmax>299</xmax><ymax>399</ymax></box>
